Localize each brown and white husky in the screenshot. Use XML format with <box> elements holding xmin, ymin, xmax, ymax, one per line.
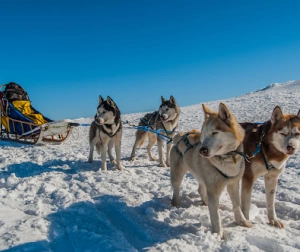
<box><xmin>170</xmin><ymin>103</ymin><xmax>252</xmax><ymax>237</ymax></box>
<box><xmin>241</xmin><ymin>106</ymin><xmax>300</xmax><ymax>228</ymax></box>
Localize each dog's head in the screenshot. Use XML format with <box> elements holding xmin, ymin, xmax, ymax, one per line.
<box><xmin>158</xmin><ymin>96</ymin><xmax>180</xmax><ymax>122</ymax></box>
<box><xmin>94</xmin><ymin>96</ymin><xmax>120</xmax><ymax>125</ymax></box>
<box><xmin>269</xmin><ymin>106</ymin><xmax>300</xmax><ymax>155</ymax></box>
<box><xmin>199</xmin><ymin>103</ymin><xmax>244</xmax><ymax>158</ymax></box>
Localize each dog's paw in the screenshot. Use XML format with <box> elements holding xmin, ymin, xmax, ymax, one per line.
<box><xmin>149</xmin><ymin>156</ymin><xmax>157</xmax><ymax>161</ymax></box>
<box><xmin>240</xmin><ymin>219</ymin><xmax>253</xmax><ymax>228</ymax></box>
<box><xmin>130</xmin><ymin>156</ymin><xmax>136</xmax><ymax>161</ymax></box>
<box><xmin>117</xmin><ymin>165</ymin><xmax>124</xmax><ymax>170</ymax></box>
<box><xmin>214</xmin><ymin>229</ymin><xmax>223</xmax><ymax>239</ymax></box>
<box><xmin>158</xmin><ymin>162</ymin><xmax>168</xmax><ymax>167</ymax></box>
<box><xmin>269</xmin><ymin>218</ymin><xmax>284</xmax><ymax>229</ymax></box>
<box><xmin>171</xmin><ymin>200</ymin><xmax>178</xmax><ymax>207</ymax></box>
<box><xmin>111</xmin><ymin>160</ymin><xmax>117</xmax><ymax>165</ymax></box>
<box><xmin>88</xmin><ymin>159</ymin><xmax>93</xmax><ymax>163</ymax></box>
<box><xmin>166</xmin><ymin>161</ymin><xmax>170</xmax><ymax>167</ymax></box>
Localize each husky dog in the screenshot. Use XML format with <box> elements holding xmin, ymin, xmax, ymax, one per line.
<box><xmin>241</xmin><ymin>106</ymin><xmax>300</xmax><ymax>228</ymax></box>
<box><xmin>88</xmin><ymin>96</ymin><xmax>124</xmax><ymax>171</ymax></box>
<box><xmin>170</xmin><ymin>103</ymin><xmax>252</xmax><ymax>237</ymax></box>
<box><xmin>130</xmin><ymin>96</ymin><xmax>181</xmax><ymax>167</ymax></box>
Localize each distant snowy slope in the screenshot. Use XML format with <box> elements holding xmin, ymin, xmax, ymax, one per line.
<box><xmin>179</xmin><ymin>80</ymin><xmax>300</xmax><ymax>128</ymax></box>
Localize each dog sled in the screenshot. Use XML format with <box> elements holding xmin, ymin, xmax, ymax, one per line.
<box><xmin>0</xmin><ymin>82</ymin><xmax>79</xmax><ymax>145</ymax></box>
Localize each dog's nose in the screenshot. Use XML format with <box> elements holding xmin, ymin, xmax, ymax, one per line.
<box><xmin>199</xmin><ymin>147</ymin><xmax>208</xmax><ymax>156</ymax></box>
<box><xmin>287</xmin><ymin>145</ymin><xmax>295</xmax><ymax>152</ymax></box>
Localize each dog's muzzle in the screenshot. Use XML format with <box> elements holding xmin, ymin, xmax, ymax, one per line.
<box><xmin>199</xmin><ymin>147</ymin><xmax>209</xmax><ymax>157</ymax></box>
<box><xmin>287</xmin><ymin>145</ymin><xmax>295</xmax><ymax>155</ymax></box>
<box><xmin>95</xmin><ymin>118</ymin><xmax>105</xmax><ymax>125</ymax></box>
<box><xmin>160</xmin><ymin>114</ymin><xmax>169</xmax><ymax>121</ymax></box>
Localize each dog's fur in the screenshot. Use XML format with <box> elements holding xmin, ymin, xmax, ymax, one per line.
<box><xmin>88</xmin><ymin>96</ymin><xmax>124</xmax><ymax>171</ymax></box>
<box><xmin>170</xmin><ymin>103</ymin><xmax>252</xmax><ymax>237</ymax></box>
<box><xmin>130</xmin><ymin>96</ymin><xmax>181</xmax><ymax>167</ymax></box>
<box><xmin>241</xmin><ymin>106</ymin><xmax>300</xmax><ymax>228</ymax></box>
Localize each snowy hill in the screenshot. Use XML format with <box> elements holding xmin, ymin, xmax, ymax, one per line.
<box><xmin>1</xmin><ymin>80</ymin><xmax>300</xmax><ymax>251</ymax></box>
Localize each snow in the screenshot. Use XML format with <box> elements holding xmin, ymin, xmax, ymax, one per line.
<box><xmin>1</xmin><ymin>80</ymin><xmax>300</xmax><ymax>251</ymax></box>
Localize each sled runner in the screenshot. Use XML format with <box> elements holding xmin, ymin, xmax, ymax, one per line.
<box><xmin>0</xmin><ymin>82</ymin><xmax>79</xmax><ymax>145</ymax></box>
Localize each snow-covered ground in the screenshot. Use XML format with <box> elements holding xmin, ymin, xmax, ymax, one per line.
<box><xmin>1</xmin><ymin>80</ymin><xmax>300</xmax><ymax>251</ymax></box>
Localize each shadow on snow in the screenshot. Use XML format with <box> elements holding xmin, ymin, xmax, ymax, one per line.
<box><xmin>2</xmin><ymin>195</ymin><xmax>195</xmax><ymax>252</ymax></box>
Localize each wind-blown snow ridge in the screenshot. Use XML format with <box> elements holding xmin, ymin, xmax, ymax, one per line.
<box><xmin>1</xmin><ymin>80</ymin><xmax>300</xmax><ymax>251</ymax></box>
<box><xmin>255</xmin><ymin>80</ymin><xmax>300</xmax><ymax>92</ymax></box>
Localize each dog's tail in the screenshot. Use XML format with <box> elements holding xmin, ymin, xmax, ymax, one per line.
<box><xmin>138</xmin><ymin>137</ymin><xmax>147</xmax><ymax>148</ymax></box>
<box><xmin>136</xmin><ymin>132</ymin><xmax>148</xmax><ymax>148</ymax></box>
<box><xmin>172</xmin><ymin>133</ymin><xmax>184</xmax><ymax>145</ymax></box>
<box><xmin>172</xmin><ymin>129</ymin><xmax>201</xmax><ymax>154</ymax></box>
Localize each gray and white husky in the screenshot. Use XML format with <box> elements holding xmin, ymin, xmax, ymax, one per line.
<box><xmin>130</xmin><ymin>96</ymin><xmax>181</xmax><ymax>167</ymax></box>
<box><xmin>88</xmin><ymin>96</ymin><xmax>124</xmax><ymax>171</ymax></box>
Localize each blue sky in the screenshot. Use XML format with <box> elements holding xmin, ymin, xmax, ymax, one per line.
<box><xmin>1</xmin><ymin>0</ymin><xmax>300</xmax><ymax>120</ymax></box>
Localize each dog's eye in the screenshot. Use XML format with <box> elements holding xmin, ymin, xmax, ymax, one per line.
<box><xmin>166</xmin><ymin>108</ymin><xmax>169</xmax><ymax>111</ymax></box>
<box><xmin>280</xmin><ymin>132</ymin><xmax>287</xmax><ymax>136</ymax></box>
<box><xmin>212</xmin><ymin>132</ymin><xmax>218</xmax><ymax>135</ymax></box>
<box><xmin>102</xmin><ymin>111</ymin><xmax>106</xmax><ymax>114</ymax></box>
<box><xmin>294</xmin><ymin>132</ymin><xmax>300</xmax><ymax>136</ymax></box>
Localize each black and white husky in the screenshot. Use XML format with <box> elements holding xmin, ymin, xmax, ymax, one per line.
<box><xmin>130</xmin><ymin>96</ymin><xmax>181</xmax><ymax>167</ymax></box>
<box><xmin>88</xmin><ymin>96</ymin><xmax>123</xmax><ymax>171</ymax></box>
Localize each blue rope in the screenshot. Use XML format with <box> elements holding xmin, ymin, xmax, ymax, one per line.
<box><xmin>122</xmin><ymin>120</ymin><xmax>173</xmax><ymax>144</ymax></box>
<box><xmin>77</xmin><ymin>120</ymin><xmax>173</xmax><ymax>144</ymax></box>
<box><xmin>132</xmin><ymin>125</ymin><xmax>173</xmax><ymax>144</ymax></box>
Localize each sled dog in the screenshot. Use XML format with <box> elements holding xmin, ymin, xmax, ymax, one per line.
<box><xmin>241</xmin><ymin>106</ymin><xmax>300</xmax><ymax>228</ymax></box>
<box><xmin>88</xmin><ymin>96</ymin><xmax>124</xmax><ymax>171</ymax></box>
<box><xmin>170</xmin><ymin>103</ymin><xmax>252</xmax><ymax>237</ymax></box>
<box><xmin>130</xmin><ymin>96</ymin><xmax>181</xmax><ymax>167</ymax></box>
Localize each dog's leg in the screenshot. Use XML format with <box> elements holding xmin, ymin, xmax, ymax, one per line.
<box><xmin>100</xmin><ymin>138</ymin><xmax>110</xmax><ymax>171</ymax></box>
<box><xmin>207</xmin><ymin>189</ymin><xmax>223</xmax><ymax>237</ymax></box>
<box><xmin>157</xmin><ymin>137</ymin><xmax>167</xmax><ymax>167</ymax></box>
<box><xmin>147</xmin><ymin>133</ymin><xmax>157</xmax><ymax>161</ymax></box>
<box><xmin>107</xmin><ymin>139</ymin><xmax>116</xmax><ymax>164</ymax></box>
<box><xmin>227</xmin><ymin>182</ymin><xmax>253</xmax><ymax>228</ymax></box>
<box><xmin>165</xmin><ymin>142</ymin><xmax>173</xmax><ymax>167</ymax></box>
<box><xmin>170</xmin><ymin>149</ymin><xmax>187</xmax><ymax>207</ymax></box>
<box><xmin>264</xmin><ymin>173</ymin><xmax>284</xmax><ymax>228</ymax></box>
<box><xmin>241</xmin><ymin>173</ymin><xmax>256</xmax><ymax>220</ymax></box>
<box><xmin>130</xmin><ymin>130</ymin><xmax>147</xmax><ymax>161</ymax></box>
<box><xmin>88</xmin><ymin>137</ymin><xmax>98</xmax><ymax>163</ymax></box>
<box><xmin>115</xmin><ymin>138</ymin><xmax>124</xmax><ymax>170</ymax></box>
<box><xmin>198</xmin><ymin>183</ymin><xmax>208</xmax><ymax>205</ymax></box>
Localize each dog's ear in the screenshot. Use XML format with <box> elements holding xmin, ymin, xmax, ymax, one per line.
<box><xmin>99</xmin><ymin>95</ymin><xmax>104</xmax><ymax>105</ymax></box>
<box><xmin>271</xmin><ymin>106</ymin><xmax>283</xmax><ymax>124</ymax></box>
<box><xmin>202</xmin><ymin>104</ymin><xmax>213</xmax><ymax>118</ymax></box>
<box><xmin>218</xmin><ymin>103</ymin><xmax>231</xmax><ymax>124</ymax></box>
<box><xmin>170</xmin><ymin>95</ymin><xmax>176</xmax><ymax>104</ymax></box>
<box><xmin>106</xmin><ymin>96</ymin><xmax>116</xmax><ymax>107</ymax></box>
<box><xmin>161</xmin><ymin>96</ymin><xmax>166</xmax><ymax>103</ymax></box>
